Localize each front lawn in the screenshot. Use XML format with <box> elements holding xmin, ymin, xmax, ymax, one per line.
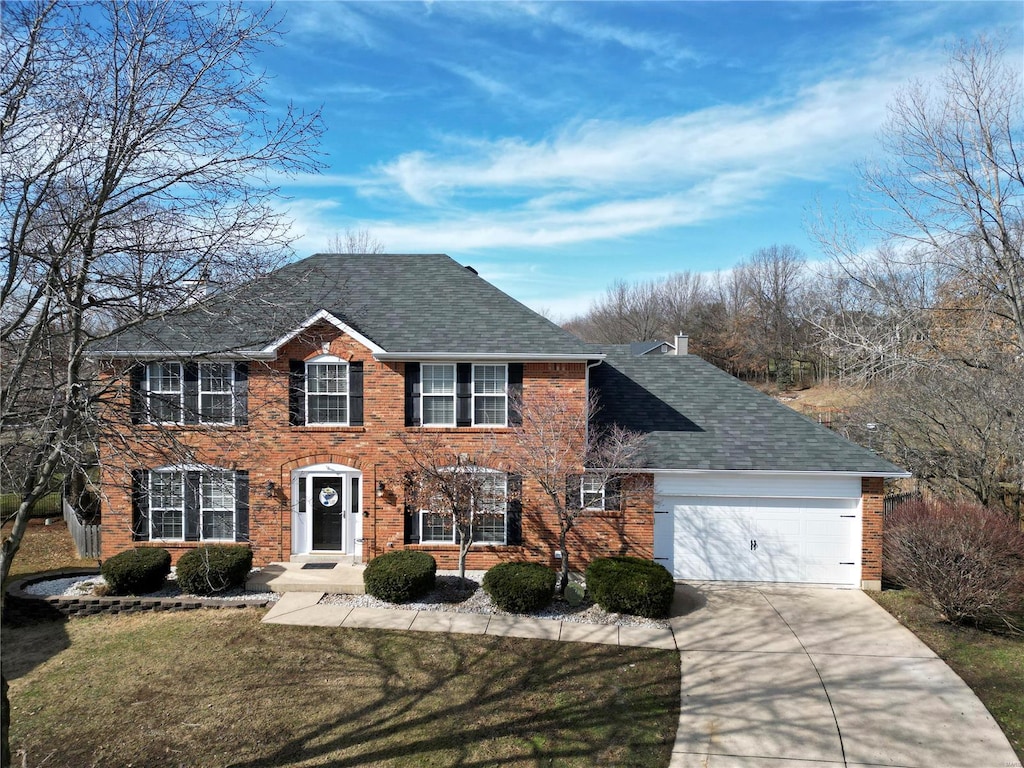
<box><xmin>1</xmin><ymin>517</ymin><xmax>98</xmax><ymax>584</ymax></box>
<box><xmin>6</xmin><ymin>610</ymin><xmax>680</xmax><ymax>767</ymax></box>
<box><xmin>872</xmin><ymin>589</ymin><xmax>1024</xmax><ymax>762</ymax></box>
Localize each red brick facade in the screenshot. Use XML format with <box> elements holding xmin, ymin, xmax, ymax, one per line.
<box><xmin>860</xmin><ymin>476</ymin><xmax>885</xmax><ymax>588</ymax></box>
<box><xmin>99</xmin><ymin>322</ymin><xmax>653</xmax><ymax>568</ymax></box>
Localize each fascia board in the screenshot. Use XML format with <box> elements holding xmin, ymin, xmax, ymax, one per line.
<box><xmin>374</xmin><ymin>352</ymin><xmax>604</xmax><ymax>362</ymax></box>
<box><xmin>635</xmin><ymin>468</ymin><xmax>912</xmax><ymax>479</ymax></box>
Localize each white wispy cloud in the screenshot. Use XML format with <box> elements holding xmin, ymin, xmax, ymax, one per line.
<box><xmin>288</xmin><ymin>52</ymin><xmax>937</xmax><ymax>252</ymax></box>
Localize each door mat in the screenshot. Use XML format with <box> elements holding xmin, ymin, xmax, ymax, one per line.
<box><xmin>301</xmin><ymin>563</ymin><xmax>337</xmax><ymax>570</ymax></box>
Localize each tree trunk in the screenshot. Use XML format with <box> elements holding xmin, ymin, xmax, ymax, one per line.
<box><xmin>557</xmin><ymin>526</ymin><xmax>570</xmax><ymax>596</ymax></box>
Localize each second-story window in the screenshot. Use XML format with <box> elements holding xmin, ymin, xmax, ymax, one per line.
<box><xmin>146</xmin><ymin>362</ymin><xmax>183</xmax><ymax>422</ymax></box>
<box><xmin>199</xmin><ymin>363</ymin><xmax>234</xmax><ymax>424</ymax></box>
<box><xmin>473</xmin><ymin>364</ymin><xmax>507</xmax><ymax>426</ymax></box>
<box><xmin>406</xmin><ymin>363</ymin><xmax>522</xmax><ymax>428</ymax></box>
<box><xmin>306</xmin><ymin>359</ymin><xmax>349</xmax><ymax>425</ymax></box>
<box><xmin>134</xmin><ymin>361</ymin><xmax>247</xmax><ymax>426</ymax></box>
<box><xmin>422</xmin><ymin>363</ymin><xmax>456</xmax><ymax>426</ymax></box>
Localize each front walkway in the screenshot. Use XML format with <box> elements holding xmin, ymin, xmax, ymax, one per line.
<box><xmin>262</xmin><ymin>590</ymin><xmax>676</xmax><ymax>648</ymax></box>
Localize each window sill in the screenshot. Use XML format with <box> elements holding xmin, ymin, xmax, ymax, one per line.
<box><xmin>132</xmin><ymin>539</ymin><xmax>242</xmax><ymax>547</ymax></box>
<box><xmin>134</xmin><ymin>423</ymin><xmax>249</xmax><ymax>431</ymax></box>
<box><xmin>291</xmin><ymin>425</ymin><xmax>367</xmax><ymax>432</ymax></box>
<box><xmin>408</xmin><ymin>542</ymin><xmax>515</xmax><ymax>549</ymax></box>
<box><xmin>406</xmin><ymin>426</ymin><xmax>511</xmax><ymax>433</ymax></box>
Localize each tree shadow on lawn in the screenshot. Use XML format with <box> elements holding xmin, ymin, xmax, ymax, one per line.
<box><xmin>224</xmin><ymin>627</ymin><xmax>678</xmax><ymax>768</ymax></box>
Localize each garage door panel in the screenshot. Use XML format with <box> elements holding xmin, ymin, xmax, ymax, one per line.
<box><xmin>660</xmin><ymin>495</ymin><xmax>861</xmax><ymax>585</ymax></box>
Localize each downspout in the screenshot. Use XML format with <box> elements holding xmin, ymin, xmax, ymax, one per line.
<box><xmin>585</xmin><ymin>358</ymin><xmax>603</xmax><ymax>449</ymax></box>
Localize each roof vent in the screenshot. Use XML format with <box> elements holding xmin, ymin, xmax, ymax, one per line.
<box><xmin>464</xmin><ymin>265</ymin><xmax>478</xmax><ymax>275</ymax></box>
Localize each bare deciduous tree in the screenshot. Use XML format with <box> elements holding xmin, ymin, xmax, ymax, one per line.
<box><xmin>398</xmin><ymin>433</ymin><xmax>504</xmax><ymax>580</ymax></box>
<box><xmin>328</xmin><ymin>228</ymin><xmax>385</xmax><ymax>254</ymax></box>
<box><xmin>0</xmin><ymin>3</ymin><xmax>323</xmax><ymax>760</ymax></box>
<box><xmin>813</xmin><ymin>37</ymin><xmax>1023</xmax><ymax>362</ymax></box>
<box><xmin>498</xmin><ymin>389</ymin><xmax>647</xmax><ymax>594</ymax></box>
<box><xmin>812</xmin><ymin>36</ymin><xmax>1024</xmax><ymax>508</ymax></box>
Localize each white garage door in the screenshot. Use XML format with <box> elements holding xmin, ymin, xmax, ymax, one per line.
<box><xmin>654</xmin><ymin>495</ymin><xmax>861</xmax><ymax>585</ymax></box>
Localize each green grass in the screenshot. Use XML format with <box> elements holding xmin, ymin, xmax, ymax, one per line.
<box><xmin>6</xmin><ymin>610</ymin><xmax>680</xmax><ymax>767</ymax></box>
<box><xmin>872</xmin><ymin>589</ymin><xmax>1024</xmax><ymax>762</ymax></box>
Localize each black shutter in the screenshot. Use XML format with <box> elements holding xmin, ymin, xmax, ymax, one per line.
<box><xmin>404</xmin><ymin>504</ymin><xmax>420</xmax><ymax>544</ymax></box>
<box><xmin>235</xmin><ymin>470</ymin><xmax>249</xmax><ymax>542</ymax></box>
<box><xmin>565</xmin><ymin>474</ymin><xmax>582</xmax><ymax>510</ymax></box>
<box><xmin>605</xmin><ymin>476</ymin><xmax>622</xmax><ymax>511</ymax></box>
<box><xmin>507</xmin><ymin>363</ymin><xmax>523</xmax><ymax>426</ymax></box>
<box><xmin>288</xmin><ymin>360</ymin><xmax>306</xmax><ymax>426</ymax></box>
<box><xmin>349</xmin><ymin>361</ymin><xmax>364</xmax><ymax>426</ymax></box>
<box><xmin>456</xmin><ymin>363</ymin><xmax>472</xmax><ymax>427</ymax></box>
<box><xmin>129</xmin><ymin>365</ymin><xmax>146</xmax><ymax>424</ymax></box>
<box><xmin>183</xmin><ymin>363</ymin><xmax>199</xmax><ymax>424</ymax></box>
<box><xmin>233</xmin><ymin>363</ymin><xmax>249</xmax><ymax>426</ymax></box>
<box><xmin>131</xmin><ymin>469</ymin><xmax>149</xmax><ymax>541</ymax></box>
<box><xmin>405</xmin><ymin>362</ymin><xmax>421</xmax><ymax>427</ymax></box>
<box><xmin>184</xmin><ymin>471</ymin><xmax>201</xmax><ymax>541</ymax></box>
<box><xmin>506</xmin><ymin>473</ymin><xmax>522</xmax><ymax>545</ymax></box>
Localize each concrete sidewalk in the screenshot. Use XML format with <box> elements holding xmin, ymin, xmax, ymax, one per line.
<box><xmin>262</xmin><ymin>590</ymin><xmax>677</xmax><ymax>648</ymax></box>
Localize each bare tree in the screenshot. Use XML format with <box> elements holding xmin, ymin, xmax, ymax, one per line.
<box><xmin>575</xmin><ymin>278</ymin><xmax>665</xmax><ymax>344</ymax></box>
<box><xmin>744</xmin><ymin>245</ymin><xmax>811</xmax><ymax>387</ymax></box>
<box><xmin>0</xmin><ymin>3</ymin><xmax>323</xmax><ymax>760</ymax></box>
<box><xmin>398</xmin><ymin>433</ymin><xmax>504</xmax><ymax>580</ymax></box>
<box><xmin>328</xmin><ymin>228</ymin><xmax>385</xmax><ymax>254</ymax></box>
<box><xmin>498</xmin><ymin>389</ymin><xmax>647</xmax><ymax>594</ymax></box>
<box><xmin>812</xmin><ymin>36</ymin><xmax>1024</xmax><ymax>507</ymax></box>
<box><xmin>813</xmin><ymin>37</ymin><xmax>1023</xmax><ymax>362</ymax></box>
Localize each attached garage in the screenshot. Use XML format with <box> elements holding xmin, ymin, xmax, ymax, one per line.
<box><xmin>589</xmin><ymin>348</ymin><xmax>909</xmax><ymax>591</ymax></box>
<box><xmin>653</xmin><ymin>474</ymin><xmax>863</xmax><ymax>586</ymax></box>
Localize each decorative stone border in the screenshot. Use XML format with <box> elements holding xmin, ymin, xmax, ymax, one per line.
<box><xmin>4</xmin><ymin>568</ymin><xmax>272</xmax><ymax>624</ymax></box>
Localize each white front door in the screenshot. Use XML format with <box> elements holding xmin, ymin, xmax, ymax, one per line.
<box><xmin>291</xmin><ymin>465</ymin><xmax>362</xmax><ymax>555</ymax></box>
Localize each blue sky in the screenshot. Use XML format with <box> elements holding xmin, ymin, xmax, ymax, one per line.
<box><xmin>259</xmin><ymin>1</ymin><xmax>1023</xmax><ymax>319</ymax></box>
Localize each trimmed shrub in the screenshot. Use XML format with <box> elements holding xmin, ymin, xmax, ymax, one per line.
<box><xmin>363</xmin><ymin>550</ymin><xmax>437</xmax><ymax>603</ymax></box>
<box><xmin>101</xmin><ymin>547</ymin><xmax>171</xmax><ymax>595</ymax></box>
<box><xmin>176</xmin><ymin>545</ymin><xmax>253</xmax><ymax>596</ymax></box>
<box><xmin>483</xmin><ymin>562</ymin><xmax>555</xmax><ymax>613</ymax></box>
<box><xmin>884</xmin><ymin>499</ymin><xmax>1024</xmax><ymax>632</ymax></box>
<box><xmin>586</xmin><ymin>556</ymin><xmax>675</xmax><ymax>619</ymax></box>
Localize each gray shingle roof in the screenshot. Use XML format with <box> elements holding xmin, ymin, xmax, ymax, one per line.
<box><xmin>591</xmin><ymin>346</ymin><xmax>906</xmax><ymax>475</ymax></box>
<box><xmin>90</xmin><ymin>254</ymin><xmax>593</xmax><ymax>358</ymax></box>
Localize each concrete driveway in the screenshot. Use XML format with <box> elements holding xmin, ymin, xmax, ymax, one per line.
<box><xmin>668</xmin><ymin>583</ymin><xmax>1020</xmax><ymax>768</ymax></box>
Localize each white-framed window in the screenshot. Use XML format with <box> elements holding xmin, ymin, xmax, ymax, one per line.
<box><xmin>472</xmin><ymin>364</ymin><xmax>507</xmax><ymax>426</ymax></box>
<box><xmin>422</xmin><ymin>363</ymin><xmax>456</xmax><ymax>426</ymax></box>
<box><xmin>418</xmin><ymin>471</ymin><xmax>507</xmax><ymax>545</ymax></box>
<box><xmin>199</xmin><ymin>363</ymin><xmax>235</xmax><ymax>424</ymax></box>
<box><xmin>150</xmin><ymin>470</ymin><xmax>185</xmax><ymax>539</ymax></box>
<box><xmin>146</xmin><ymin>467</ymin><xmax>241</xmax><ymax>542</ymax></box>
<box><xmin>420</xmin><ymin>511</ymin><xmax>454</xmax><ymax>543</ymax></box>
<box><xmin>581</xmin><ymin>475</ymin><xmax>606</xmax><ymax>510</ymax></box>
<box><xmin>146</xmin><ymin>362</ymin><xmax>183</xmax><ymax>423</ymax></box>
<box><xmin>201</xmin><ymin>471</ymin><xmax>236</xmax><ymax>540</ymax></box>
<box><xmin>306</xmin><ymin>357</ymin><xmax>349</xmax><ymax>425</ymax></box>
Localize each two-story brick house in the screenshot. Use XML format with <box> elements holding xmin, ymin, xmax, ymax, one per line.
<box><xmin>92</xmin><ymin>253</ymin><xmax>906</xmax><ymax>588</ymax></box>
